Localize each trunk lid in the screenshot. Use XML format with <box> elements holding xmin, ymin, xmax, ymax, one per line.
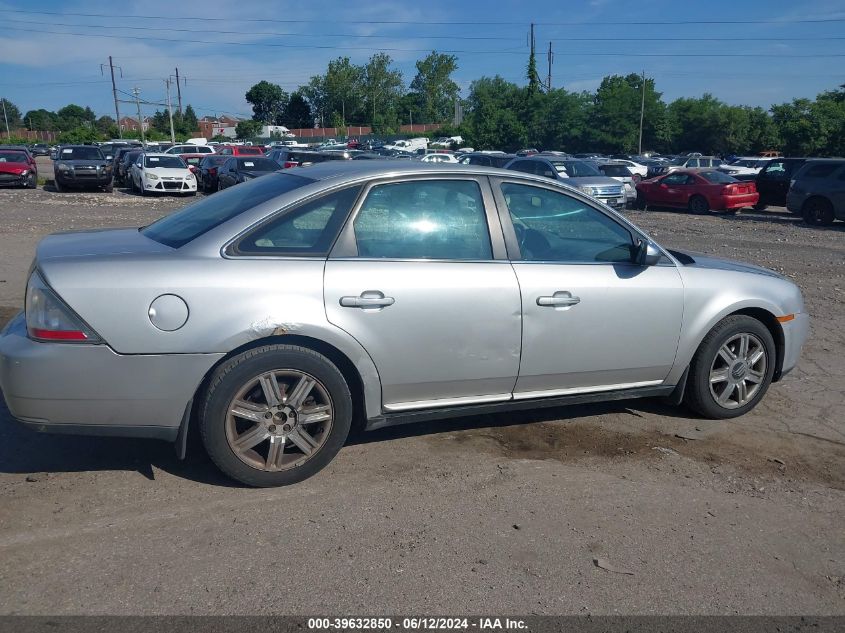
<box><xmin>36</xmin><ymin>228</ymin><xmax>172</xmax><ymax>261</ymax></box>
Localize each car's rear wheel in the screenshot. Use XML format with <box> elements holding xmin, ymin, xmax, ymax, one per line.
<box><xmin>688</xmin><ymin>195</ymin><xmax>710</xmax><ymax>214</ymax></box>
<box><xmin>753</xmin><ymin>201</ymin><xmax>767</xmax><ymax>211</ymax></box>
<box><xmin>802</xmin><ymin>197</ymin><xmax>835</xmax><ymax>226</ymax></box>
<box><xmin>684</xmin><ymin>315</ymin><xmax>775</xmax><ymax>419</ymax></box>
<box><xmin>199</xmin><ymin>344</ymin><xmax>352</xmax><ymax>487</ymax></box>
<box><xmin>635</xmin><ymin>192</ymin><xmax>647</xmax><ymax>210</ymax></box>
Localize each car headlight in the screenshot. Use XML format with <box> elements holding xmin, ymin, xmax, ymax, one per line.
<box><xmin>186</xmin><ymin>173</ymin><xmax>195</xmax><ymax>180</ymax></box>
<box><xmin>20</xmin><ymin>170</ymin><xmax>28</xmax><ymax>176</ymax></box>
<box><xmin>146</xmin><ymin>173</ymin><xmax>159</xmax><ymax>180</ymax></box>
<box><xmin>57</xmin><ymin>163</ymin><xmax>70</xmax><ymax>171</ymax></box>
<box><xmin>578</xmin><ymin>185</ymin><xmax>597</xmax><ymax>196</ymax></box>
<box><xmin>104</xmin><ymin>164</ymin><xmax>112</xmax><ymax>172</ymax></box>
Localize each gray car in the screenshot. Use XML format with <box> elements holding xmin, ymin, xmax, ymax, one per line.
<box><xmin>786</xmin><ymin>159</ymin><xmax>845</xmax><ymax>226</ymax></box>
<box><xmin>0</xmin><ymin>162</ymin><xmax>809</xmax><ymax>487</ymax></box>
<box><xmin>53</xmin><ymin>145</ymin><xmax>114</xmax><ymax>193</ymax></box>
<box><xmin>504</xmin><ymin>156</ymin><xmax>627</xmax><ymax>209</ymax></box>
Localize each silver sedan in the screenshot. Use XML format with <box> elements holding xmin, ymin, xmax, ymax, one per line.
<box><xmin>0</xmin><ymin>162</ymin><xmax>809</xmax><ymax>486</ymax></box>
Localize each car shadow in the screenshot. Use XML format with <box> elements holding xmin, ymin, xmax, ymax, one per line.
<box><xmin>0</xmin><ymin>391</ymin><xmax>696</xmax><ymax>488</ymax></box>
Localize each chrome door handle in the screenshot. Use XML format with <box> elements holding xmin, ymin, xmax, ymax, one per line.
<box><xmin>537</xmin><ymin>291</ymin><xmax>581</xmax><ymax>308</ymax></box>
<box><xmin>339</xmin><ymin>291</ymin><xmax>395</xmax><ymax>309</ymax></box>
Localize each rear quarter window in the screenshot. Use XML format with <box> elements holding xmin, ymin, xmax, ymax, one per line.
<box><xmin>799</xmin><ymin>163</ymin><xmax>844</xmax><ymax>179</ymax></box>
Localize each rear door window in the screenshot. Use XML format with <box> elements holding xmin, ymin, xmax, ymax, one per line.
<box><xmin>801</xmin><ymin>163</ymin><xmax>843</xmax><ymax>179</ymax></box>
<box><xmin>352</xmin><ymin>180</ymin><xmax>492</xmax><ymax>260</ymax></box>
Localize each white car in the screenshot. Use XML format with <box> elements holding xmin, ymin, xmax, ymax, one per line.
<box><xmin>165</xmin><ymin>144</ymin><xmax>215</xmax><ymax>155</ymax></box>
<box><xmin>130</xmin><ymin>153</ymin><xmax>197</xmax><ymax>196</ymax></box>
<box><xmin>719</xmin><ymin>157</ymin><xmax>772</xmax><ymax>178</ymax></box>
<box><xmin>597</xmin><ymin>162</ymin><xmax>638</xmax><ymax>206</ymax></box>
<box><xmin>418</xmin><ymin>153</ymin><xmax>459</xmax><ymax>163</ymax></box>
<box><xmin>612</xmin><ymin>159</ymin><xmax>648</xmax><ymax>180</ymax></box>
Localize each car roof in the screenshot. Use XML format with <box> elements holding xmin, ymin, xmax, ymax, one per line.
<box><xmin>142</xmin><ymin>152</ymin><xmax>183</xmax><ymax>158</ymax></box>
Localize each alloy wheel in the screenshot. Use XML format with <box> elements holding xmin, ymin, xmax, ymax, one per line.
<box><xmin>708</xmin><ymin>332</ymin><xmax>767</xmax><ymax>409</ymax></box>
<box><xmin>225</xmin><ymin>369</ymin><xmax>334</xmax><ymax>472</ymax></box>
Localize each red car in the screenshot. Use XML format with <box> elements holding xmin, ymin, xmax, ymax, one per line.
<box><xmin>635</xmin><ymin>169</ymin><xmax>759</xmax><ymax>213</ymax></box>
<box><xmin>0</xmin><ymin>147</ymin><xmax>38</xmax><ymax>188</ymax></box>
<box><xmin>178</xmin><ymin>153</ymin><xmax>206</xmax><ymax>177</ymax></box>
<box><xmin>216</xmin><ymin>145</ymin><xmax>265</xmax><ymax>157</ymax></box>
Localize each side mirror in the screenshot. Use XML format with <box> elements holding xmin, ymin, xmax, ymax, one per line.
<box><xmin>635</xmin><ymin>240</ymin><xmax>662</xmax><ymax>266</ymax></box>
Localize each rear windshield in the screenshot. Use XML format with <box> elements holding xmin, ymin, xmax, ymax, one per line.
<box><xmin>141</xmin><ymin>173</ymin><xmax>314</xmax><ymax>248</ymax></box>
<box><xmin>600</xmin><ymin>165</ymin><xmax>631</xmax><ymax>177</ymax></box>
<box><xmin>145</xmin><ymin>155</ymin><xmax>186</xmax><ymax>168</ymax></box>
<box><xmin>700</xmin><ymin>171</ymin><xmax>736</xmax><ymax>183</ymax></box>
<box><xmin>237</xmin><ymin>157</ymin><xmax>278</xmax><ymax>171</ymax></box>
<box><xmin>58</xmin><ymin>146</ymin><xmax>104</xmax><ymax>160</ymax></box>
<box><xmin>0</xmin><ymin>151</ymin><xmax>28</xmax><ymax>163</ymax></box>
<box><xmin>237</xmin><ymin>147</ymin><xmax>263</xmax><ymax>155</ymax></box>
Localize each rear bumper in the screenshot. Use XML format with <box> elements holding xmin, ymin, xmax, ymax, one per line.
<box><xmin>779</xmin><ymin>312</ymin><xmax>810</xmax><ymax>379</ymax></box>
<box><xmin>0</xmin><ymin>312</ymin><xmax>222</xmax><ymax>440</ymax></box>
<box><xmin>720</xmin><ymin>192</ymin><xmax>759</xmax><ymax>209</ymax></box>
<box><xmin>786</xmin><ymin>191</ymin><xmax>806</xmax><ymax>214</ymax></box>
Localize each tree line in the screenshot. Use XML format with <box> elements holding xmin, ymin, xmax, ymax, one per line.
<box><xmin>3</xmin><ymin>47</ymin><xmax>843</xmax><ymax>155</ymax></box>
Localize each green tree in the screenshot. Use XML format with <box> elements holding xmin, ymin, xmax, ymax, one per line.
<box><xmin>283</xmin><ymin>92</ymin><xmax>312</xmax><ymax>129</ymax></box>
<box><xmin>23</xmin><ymin>108</ymin><xmax>57</xmax><ymax>131</ymax></box>
<box><xmin>527</xmin><ymin>49</ymin><xmax>541</xmax><ymax>95</ymax></box>
<box><xmin>182</xmin><ymin>104</ymin><xmax>198</xmax><ymax>134</ymax></box>
<box><xmin>301</xmin><ymin>75</ymin><xmax>329</xmax><ymax>127</ymax></box>
<box><xmin>324</xmin><ymin>56</ymin><xmax>366</xmax><ymax>126</ymax></box>
<box><xmin>245</xmin><ymin>81</ymin><xmax>288</xmax><ymax>124</ymax></box>
<box><xmin>410</xmin><ymin>51</ymin><xmax>460</xmax><ymax>123</ymax></box>
<box><xmin>588</xmin><ymin>74</ymin><xmax>666</xmax><ymax>153</ymax></box>
<box><xmin>1</xmin><ymin>99</ymin><xmax>23</xmax><ymax>129</ymax></box>
<box><xmin>235</xmin><ymin>119</ymin><xmax>262</xmax><ymax>139</ymax></box>
<box><xmin>363</xmin><ymin>53</ymin><xmax>404</xmax><ymax>133</ymax></box>
<box><xmin>464</xmin><ymin>76</ymin><xmax>527</xmax><ymax>151</ymax></box>
<box><xmin>95</xmin><ymin>115</ymin><xmax>117</xmax><ymax>137</ymax></box>
<box><xmin>55</xmin><ymin>104</ymin><xmax>95</xmax><ymax>132</ymax></box>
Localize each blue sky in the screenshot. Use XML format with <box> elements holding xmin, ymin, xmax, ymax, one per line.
<box><xmin>1</xmin><ymin>0</ymin><xmax>844</xmax><ymax>122</ymax></box>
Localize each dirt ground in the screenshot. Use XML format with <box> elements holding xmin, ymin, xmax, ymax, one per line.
<box><xmin>0</xmin><ymin>176</ymin><xmax>843</xmax><ymax>616</ymax></box>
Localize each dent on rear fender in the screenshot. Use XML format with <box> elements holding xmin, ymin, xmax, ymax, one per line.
<box><xmin>246</xmin><ymin>316</ymin><xmax>301</xmax><ymax>339</ymax></box>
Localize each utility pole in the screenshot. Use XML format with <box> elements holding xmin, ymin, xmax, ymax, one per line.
<box><xmin>101</xmin><ymin>57</ymin><xmax>123</xmax><ymax>138</ymax></box>
<box><xmin>174</xmin><ymin>67</ymin><xmax>183</xmax><ymax>114</ymax></box>
<box><xmin>638</xmin><ymin>70</ymin><xmax>646</xmax><ymax>155</ymax></box>
<box><xmin>547</xmin><ymin>41</ymin><xmax>554</xmax><ymax>91</ymax></box>
<box><xmin>165</xmin><ymin>79</ymin><xmax>176</xmax><ymax>143</ymax></box>
<box><xmin>1</xmin><ymin>98</ymin><xmax>9</xmax><ymax>138</ymax></box>
<box><xmin>132</xmin><ymin>87</ymin><xmax>145</xmax><ymax>144</ymax></box>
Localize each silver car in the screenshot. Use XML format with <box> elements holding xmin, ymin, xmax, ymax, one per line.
<box><xmin>0</xmin><ymin>163</ymin><xmax>809</xmax><ymax>487</ymax></box>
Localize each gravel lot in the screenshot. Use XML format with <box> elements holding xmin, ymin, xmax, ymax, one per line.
<box><xmin>0</xmin><ymin>173</ymin><xmax>843</xmax><ymax>615</ymax></box>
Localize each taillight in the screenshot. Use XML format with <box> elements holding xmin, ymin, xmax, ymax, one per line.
<box><xmin>25</xmin><ymin>271</ymin><xmax>101</xmax><ymax>343</ymax></box>
<box><xmin>283</xmin><ymin>161</ymin><xmax>298</xmax><ymax>168</ymax></box>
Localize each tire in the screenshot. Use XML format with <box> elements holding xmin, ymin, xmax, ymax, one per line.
<box><xmin>104</xmin><ymin>182</ymin><xmax>113</xmax><ymax>193</ymax></box>
<box><xmin>753</xmin><ymin>201</ymin><xmax>767</xmax><ymax>211</ymax></box>
<box><xmin>26</xmin><ymin>173</ymin><xmax>37</xmax><ymax>189</ymax></box>
<box><xmin>53</xmin><ymin>179</ymin><xmax>64</xmax><ymax>192</ymax></box>
<box><xmin>684</xmin><ymin>315</ymin><xmax>776</xmax><ymax>419</ymax></box>
<box><xmin>199</xmin><ymin>344</ymin><xmax>353</xmax><ymax>487</ymax></box>
<box><xmin>688</xmin><ymin>195</ymin><xmax>710</xmax><ymax>214</ymax></box>
<box><xmin>217</xmin><ymin>180</ymin><xmax>224</xmax><ymax>192</ymax></box>
<box><xmin>802</xmin><ymin>197</ymin><xmax>835</xmax><ymax>226</ymax></box>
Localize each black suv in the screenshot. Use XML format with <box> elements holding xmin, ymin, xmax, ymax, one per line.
<box><xmin>53</xmin><ymin>145</ymin><xmax>114</xmax><ymax>192</ymax></box>
<box><xmin>30</xmin><ymin>143</ymin><xmax>50</xmax><ymax>157</ymax></box>
<box><xmin>458</xmin><ymin>152</ymin><xmax>517</xmax><ymax>168</ymax></box>
<box><xmin>754</xmin><ymin>158</ymin><xmax>808</xmax><ymax>210</ymax></box>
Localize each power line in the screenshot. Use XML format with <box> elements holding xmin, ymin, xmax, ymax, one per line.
<box><xmin>4</xmin><ymin>8</ymin><xmax>845</xmax><ymax>25</ymax></box>
<box><xmin>4</xmin><ymin>26</ymin><xmax>845</xmax><ymax>56</ymax></box>
<box><xmin>4</xmin><ymin>18</ymin><xmax>844</xmax><ymax>42</ymax></box>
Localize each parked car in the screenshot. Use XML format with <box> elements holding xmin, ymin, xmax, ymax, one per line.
<box><xmin>98</xmin><ymin>142</ymin><xmax>134</xmax><ymax>162</ymax></box>
<box><xmin>718</xmin><ymin>157</ymin><xmax>772</xmax><ymax>180</ymax></box>
<box><xmin>29</xmin><ymin>143</ymin><xmax>50</xmax><ymax>157</ymax></box>
<box><xmin>179</xmin><ymin>154</ymin><xmax>207</xmax><ymax>178</ymax></box>
<box><xmin>516</xmin><ymin>148</ymin><xmax>540</xmax><ymax>156</ymax></box>
<box><xmin>635</xmin><ymin>169</ymin><xmax>758</xmax><ymax>213</ymax></box>
<box><xmin>165</xmin><ymin>144</ymin><xmax>215</xmax><ymax>155</ymax></box>
<box><xmin>53</xmin><ymin>145</ymin><xmax>113</xmax><ymax>192</ymax></box>
<box><xmin>609</xmin><ymin>159</ymin><xmax>648</xmax><ymax>181</ymax></box>
<box><xmin>129</xmin><ymin>153</ymin><xmax>197</xmax><ymax>196</ymax></box>
<box><xmin>664</xmin><ymin>155</ymin><xmax>722</xmax><ymax>173</ymax></box>
<box><xmin>197</xmin><ymin>155</ymin><xmax>231</xmax><ymax>193</ymax></box>
<box><xmin>458</xmin><ymin>152</ymin><xmax>518</xmax><ymax>168</ymax></box>
<box><xmin>0</xmin><ymin>162</ymin><xmax>808</xmax><ymax>487</ymax></box>
<box><xmin>754</xmin><ymin>158</ymin><xmax>808</xmax><ymax>210</ymax></box>
<box><xmin>786</xmin><ymin>159</ymin><xmax>845</xmax><ymax>226</ymax></box>
<box><xmin>266</xmin><ymin>148</ymin><xmax>349</xmax><ymax>168</ymax></box>
<box><xmin>215</xmin><ymin>156</ymin><xmax>279</xmax><ymax>191</ymax></box>
<box><xmin>504</xmin><ymin>156</ymin><xmax>626</xmax><ymax>209</ymax></box>
<box><xmin>0</xmin><ymin>148</ymin><xmax>38</xmax><ymax>188</ymax></box>
<box><xmin>597</xmin><ymin>162</ymin><xmax>637</xmax><ymax>205</ymax></box>
<box><xmin>418</xmin><ymin>153</ymin><xmax>459</xmax><ymax>163</ymax></box>
<box><xmin>115</xmin><ymin>149</ymin><xmax>142</xmax><ymax>187</ymax></box>
<box><xmin>216</xmin><ymin>145</ymin><xmax>266</xmax><ymax>157</ymax></box>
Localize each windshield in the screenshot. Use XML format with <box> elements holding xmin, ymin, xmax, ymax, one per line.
<box><xmin>700</xmin><ymin>171</ymin><xmax>737</xmax><ymax>184</ymax></box>
<box><xmin>58</xmin><ymin>146</ymin><xmax>104</xmax><ymax>161</ymax></box>
<box><xmin>552</xmin><ymin>160</ymin><xmax>602</xmax><ymax>177</ymax></box>
<box><xmin>238</xmin><ymin>157</ymin><xmax>278</xmax><ymax>171</ymax></box>
<box><xmin>732</xmin><ymin>159</ymin><xmax>758</xmax><ymax>168</ymax></box>
<box><xmin>141</xmin><ymin>173</ymin><xmax>313</xmax><ymax>248</ymax></box>
<box><xmin>237</xmin><ymin>147</ymin><xmax>263</xmax><ymax>155</ymax></box>
<box><xmin>145</xmin><ymin>155</ymin><xmax>187</xmax><ymax>169</ymax></box>
<box><xmin>0</xmin><ymin>151</ymin><xmax>28</xmax><ymax>163</ymax></box>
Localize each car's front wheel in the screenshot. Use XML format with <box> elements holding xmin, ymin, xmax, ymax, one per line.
<box><xmin>199</xmin><ymin>344</ymin><xmax>353</xmax><ymax>487</ymax></box>
<box><xmin>688</xmin><ymin>195</ymin><xmax>710</xmax><ymax>214</ymax></box>
<box><xmin>684</xmin><ymin>315</ymin><xmax>776</xmax><ymax>419</ymax></box>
